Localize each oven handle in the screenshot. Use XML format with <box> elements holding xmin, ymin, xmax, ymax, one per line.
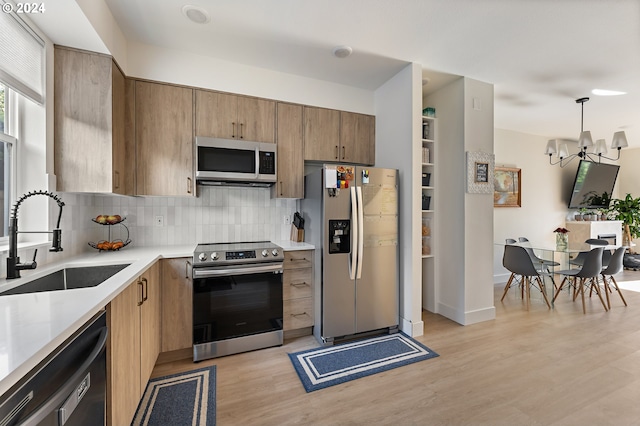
<box><xmin>193</xmin><ymin>263</ymin><xmax>283</xmax><ymax>279</ymax></box>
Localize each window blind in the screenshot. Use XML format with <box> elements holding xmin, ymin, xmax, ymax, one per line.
<box><xmin>0</xmin><ymin>0</ymin><xmax>45</xmax><ymax>104</ymax></box>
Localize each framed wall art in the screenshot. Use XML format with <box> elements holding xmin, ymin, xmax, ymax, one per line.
<box><xmin>494</xmin><ymin>167</ymin><xmax>521</xmax><ymax>207</ymax></box>
<box><xmin>466</xmin><ymin>151</ymin><xmax>494</xmax><ymax>194</ymax></box>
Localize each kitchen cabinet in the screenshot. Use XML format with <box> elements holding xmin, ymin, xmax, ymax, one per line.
<box><xmin>195</xmin><ymin>90</ymin><xmax>275</xmax><ymax>143</ymax></box>
<box><xmin>54</xmin><ymin>46</ymin><xmax>134</xmax><ymax>194</ymax></box>
<box><xmin>283</xmin><ymin>250</ymin><xmax>314</xmax><ymax>337</ymax></box>
<box><xmin>161</xmin><ymin>258</ymin><xmax>193</xmax><ymax>352</ymax></box>
<box><xmin>303</xmin><ymin>106</ymin><xmax>340</xmax><ymax>162</ymax></box>
<box><xmin>273</xmin><ymin>103</ymin><xmax>304</xmax><ymax>198</ymax></box>
<box><xmin>340</xmin><ymin>111</ymin><xmax>375</xmax><ymax>166</ymax></box>
<box><xmin>107</xmin><ymin>261</ymin><xmax>161</xmax><ymax>426</ymax></box>
<box><xmin>135</xmin><ymin>81</ymin><xmax>194</xmax><ymax>196</ymax></box>
<box><xmin>304</xmin><ymin>107</ymin><xmax>375</xmax><ymax>165</ymax></box>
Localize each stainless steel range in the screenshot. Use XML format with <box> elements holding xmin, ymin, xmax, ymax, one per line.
<box><xmin>191</xmin><ymin>241</ymin><xmax>284</xmax><ymax>362</ymax></box>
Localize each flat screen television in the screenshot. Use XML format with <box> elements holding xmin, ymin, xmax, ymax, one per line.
<box><xmin>568</xmin><ymin>160</ymin><xmax>620</xmax><ymax>209</ymax></box>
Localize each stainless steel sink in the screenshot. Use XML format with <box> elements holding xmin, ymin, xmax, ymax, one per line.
<box><xmin>1</xmin><ymin>264</ymin><xmax>130</xmax><ymax>296</ymax></box>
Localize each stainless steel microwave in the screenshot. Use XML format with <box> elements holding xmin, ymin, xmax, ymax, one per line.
<box><xmin>195</xmin><ymin>136</ymin><xmax>277</xmax><ymax>186</ymax></box>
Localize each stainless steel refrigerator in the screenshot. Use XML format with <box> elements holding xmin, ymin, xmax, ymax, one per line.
<box><xmin>302</xmin><ymin>165</ymin><xmax>399</xmax><ymax>345</ymax></box>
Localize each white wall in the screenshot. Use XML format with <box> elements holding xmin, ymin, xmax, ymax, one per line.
<box><xmin>425</xmin><ymin>77</ymin><xmax>495</xmax><ymax>325</ymax></box>
<box><xmin>425</xmin><ymin>78</ymin><xmax>465</xmax><ymax>321</ymax></box>
<box><xmin>462</xmin><ymin>78</ymin><xmax>495</xmax><ymax>322</ymax></box>
<box><xmin>374</xmin><ymin>63</ymin><xmax>423</xmax><ymax>336</ymax></box>
<box><xmin>126</xmin><ymin>41</ymin><xmax>375</xmax><ymax>114</ymax></box>
<box><xmin>492</xmin><ymin>129</ymin><xmax>573</xmax><ymax>282</ymax></box>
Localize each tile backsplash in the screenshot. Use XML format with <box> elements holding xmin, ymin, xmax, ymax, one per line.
<box><xmin>2</xmin><ymin>186</ymin><xmax>298</xmax><ymax>278</ymax></box>
<box><xmin>91</xmin><ymin>186</ymin><xmax>298</xmax><ymax>247</ymax></box>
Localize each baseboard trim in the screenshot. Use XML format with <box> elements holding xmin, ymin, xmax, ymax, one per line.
<box><xmin>157</xmin><ymin>348</ymin><xmax>192</xmax><ymax>364</ymax></box>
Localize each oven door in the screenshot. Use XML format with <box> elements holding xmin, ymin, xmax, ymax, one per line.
<box><xmin>192</xmin><ymin>263</ymin><xmax>283</xmax><ymax>345</ymax></box>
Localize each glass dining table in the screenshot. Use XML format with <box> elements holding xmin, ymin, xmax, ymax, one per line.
<box><xmin>495</xmin><ymin>240</ymin><xmax>610</xmax><ymax>307</ymax></box>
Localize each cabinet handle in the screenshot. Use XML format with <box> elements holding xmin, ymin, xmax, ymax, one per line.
<box><xmin>187</xmin><ymin>177</ymin><xmax>193</xmax><ymax>194</ymax></box>
<box><xmin>342</xmin><ymin>146</ymin><xmax>346</xmax><ymax>160</ymax></box>
<box><xmin>186</xmin><ymin>260</ymin><xmax>191</xmax><ymax>279</ymax></box>
<box><xmin>232</xmin><ymin>122</ymin><xmax>236</xmax><ymax>138</ymax></box>
<box><xmin>279</xmin><ymin>181</ymin><xmax>283</xmax><ymax>196</ymax></box>
<box><xmin>290</xmin><ymin>281</ymin><xmax>310</xmax><ymax>288</ymax></box>
<box><xmin>142</xmin><ymin>277</ymin><xmax>148</xmax><ymax>302</ymax></box>
<box><xmin>291</xmin><ymin>312</ymin><xmax>309</xmax><ymax>318</ymax></box>
<box><xmin>239</xmin><ymin>123</ymin><xmax>244</xmax><ymax>139</ymax></box>
<box><xmin>335</xmin><ymin>145</ymin><xmax>339</xmax><ymax>160</ymax></box>
<box><xmin>137</xmin><ymin>280</ymin><xmax>144</xmax><ymax>306</ymax></box>
<box><xmin>114</xmin><ymin>171</ymin><xmax>120</xmax><ymax>189</ymax></box>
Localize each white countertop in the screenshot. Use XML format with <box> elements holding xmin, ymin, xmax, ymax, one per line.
<box><xmin>0</xmin><ymin>241</ymin><xmax>314</xmax><ymax>396</ymax></box>
<box><xmin>0</xmin><ymin>245</ymin><xmax>194</xmax><ymax>396</ymax></box>
<box><xmin>272</xmin><ymin>240</ymin><xmax>315</xmax><ymax>251</ymax></box>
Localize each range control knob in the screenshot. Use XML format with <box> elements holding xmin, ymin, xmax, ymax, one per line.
<box><xmin>261</xmin><ymin>249</ymin><xmax>269</xmax><ymax>257</ymax></box>
<box><xmin>211</xmin><ymin>252</ymin><xmax>219</xmax><ymax>261</ymax></box>
<box><xmin>272</xmin><ymin>249</ymin><xmax>279</xmax><ymax>257</ymax></box>
<box><xmin>198</xmin><ymin>253</ymin><xmax>207</xmax><ymax>261</ymax></box>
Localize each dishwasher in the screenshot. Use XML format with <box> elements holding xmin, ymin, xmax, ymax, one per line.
<box><xmin>0</xmin><ymin>311</ymin><xmax>107</xmax><ymax>425</ymax></box>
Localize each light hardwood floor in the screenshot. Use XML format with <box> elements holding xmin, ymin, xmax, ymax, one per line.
<box><xmin>152</xmin><ymin>270</ymin><xmax>640</xmax><ymax>425</ymax></box>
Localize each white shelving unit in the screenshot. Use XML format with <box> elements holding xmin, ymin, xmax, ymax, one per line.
<box><xmin>421</xmin><ymin>116</ymin><xmax>436</xmax><ymax>260</ymax></box>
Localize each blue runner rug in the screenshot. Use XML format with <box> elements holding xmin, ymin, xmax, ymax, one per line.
<box><xmin>132</xmin><ymin>365</ymin><xmax>216</xmax><ymax>426</ymax></box>
<box><xmin>288</xmin><ymin>333</ymin><xmax>439</xmax><ymax>392</ymax></box>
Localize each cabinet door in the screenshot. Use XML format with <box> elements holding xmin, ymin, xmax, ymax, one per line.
<box><xmin>237</xmin><ymin>96</ymin><xmax>275</xmax><ymax>143</ymax></box>
<box><xmin>140</xmin><ymin>262</ymin><xmax>162</xmax><ymax>386</ymax></box>
<box><xmin>274</xmin><ymin>103</ymin><xmax>303</xmax><ymax>198</ymax></box>
<box><xmin>54</xmin><ymin>47</ymin><xmax>114</xmax><ymax>193</ymax></box>
<box><xmin>195</xmin><ymin>90</ymin><xmax>238</xmax><ymax>139</ymax></box>
<box><xmin>340</xmin><ymin>112</ymin><xmax>375</xmax><ymax>165</ymax></box>
<box><xmin>107</xmin><ymin>280</ymin><xmax>141</xmax><ymax>426</ymax></box>
<box><xmin>161</xmin><ymin>258</ymin><xmax>193</xmax><ymax>352</ymax></box>
<box><xmin>303</xmin><ymin>106</ymin><xmax>340</xmax><ymax>162</ymax></box>
<box><xmin>135</xmin><ymin>81</ymin><xmax>194</xmax><ymax>196</ymax></box>
<box><xmin>111</xmin><ymin>62</ymin><xmax>134</xmax><ymax>195</ymax></box>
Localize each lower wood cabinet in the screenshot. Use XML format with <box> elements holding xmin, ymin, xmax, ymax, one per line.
<box><xmin>283</xmin><ymin>250</ymin><xmax>314</xmax><ymax>336</ymax></box>
<box><xmin>107</xmin><ymin>261</ymin><xmax>161</xmax><ymax>426</ymax></box>
<box><xmin>161</xmin><ymin>258</ymin><xmax>193</xmax><ymax>352</ymax></box>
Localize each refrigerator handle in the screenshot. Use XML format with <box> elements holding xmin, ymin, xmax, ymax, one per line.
<box><xmin>349</xmin><ymin>186</ymin><xmax>358</xmax><ymax>280</ymax></box>
<box><xmin>356</xmin><ymin>186</ymin><xmax>364</xmax><ymax>279</ymax></box>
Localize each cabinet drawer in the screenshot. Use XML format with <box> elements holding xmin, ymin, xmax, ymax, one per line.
<box><xmin>284</xmin><ymin>297</ymin><xmax>313</xmax><ymax>330</ymax></box>
<box><xmin>284</xmin><ymin>250</ymin><xmax>313</xmax><ymax>270</ymax></box>
<box><xmin>283</xmin><ymin>268</ymin><xmax>312</xmax><ymax>300</ymax></box>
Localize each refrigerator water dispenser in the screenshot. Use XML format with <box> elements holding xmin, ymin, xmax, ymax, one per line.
<box><xmin>328</xmin><ymin>220</ymin><xmax>351</xmax><ymax>254</ymax></box>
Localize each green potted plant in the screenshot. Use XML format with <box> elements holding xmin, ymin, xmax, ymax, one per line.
<box><xmin>608</xmin><ymin>194</ymin><xmax>640</xmax><ymax>250</ymax></box>
<box><xmin>577</xmin><ymin>207</ymin><xmax>588</xmax><ymax>221</ymax></box>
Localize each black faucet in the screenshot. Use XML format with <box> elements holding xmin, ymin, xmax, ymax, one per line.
<box><xmin>6</xmin><ymin>190</ymin><xmax>65</xmax><ymax>279</ymax></box>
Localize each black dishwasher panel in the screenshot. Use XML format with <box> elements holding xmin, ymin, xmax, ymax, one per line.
<box><xmin>0</xmin><ymin>311</ymin><xmax>107</xmax><ymax>426</ymax></box>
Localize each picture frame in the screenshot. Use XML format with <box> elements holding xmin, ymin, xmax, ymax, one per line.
<box><xmin>494</xmin><ymin>167</ymin><xmax>521</xmax><ymax>207</ymax></box>
<box><xmin>474</xmin><ymin>162</ymin><xmax>489</xmax><ymax>183</ymax></box>
<box><xmin>466</xmin><ymin>151</ymin><xmax>494</xmax><ymax>194</ymax></box>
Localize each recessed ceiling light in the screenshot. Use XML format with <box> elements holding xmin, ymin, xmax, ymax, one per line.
<box><xmin>182</xmin><ymin>5</ymin><xmax>211</xmax><ymax>24</ymax></box>
<box><xmin>591</xmin><ymin>89</ymin><xmax>627</xmax><ymax>96</ymax></box>
<box><xmin>332</xmin><ymin>46</ymin><xmax>353</xmax><ymax>59</ymax></box>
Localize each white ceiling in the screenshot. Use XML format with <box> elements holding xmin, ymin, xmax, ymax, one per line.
<box><xmin>45</xmin><ymin>0</ymin><xmax>640</xmax><ymax>148</ymax></box>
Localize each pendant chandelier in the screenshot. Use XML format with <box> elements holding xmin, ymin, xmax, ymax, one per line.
<box><xmin>544</xmin><ymin>97</ymin><xmax>628</xmax><ymax>167</ymax></box>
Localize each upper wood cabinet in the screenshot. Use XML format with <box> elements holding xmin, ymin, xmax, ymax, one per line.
<box><xmin>54</xmin><ymin>46</ymin><xmax>134</xmax><ymax>194</ymax></box>
<box><xmin>304</xmin><ymin>107</ymin><xmax>375</xmax><ymax>165</ymax></box>
<box><xmin>195</xmin><ymin>90</ymin><xmax>275</xmax><ymax>143</ymax></box>
<box><xmin>340</xmin><ymin>112</ymin><xmax>375</xmax><ymax>166</ymax></box>
<box><xmin>303</xmin><ymin>106</ymin><xmax>340</xmax><ymax>162</ymax></box>
<box><xmin>135</xmin><ymin>81</ymin><xmax>194</xmax><ymax>196</ymax></box>
<box><xmin>273</xmin><ymin>103</ymin><xmax>304</xmax><ymax>199</ymax></box>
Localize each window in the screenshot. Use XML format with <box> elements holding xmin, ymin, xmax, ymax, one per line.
<box><xmin>0</xmin><ymin>83</ymin><xmax>15</xmax><ymax>239</ymax></box>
